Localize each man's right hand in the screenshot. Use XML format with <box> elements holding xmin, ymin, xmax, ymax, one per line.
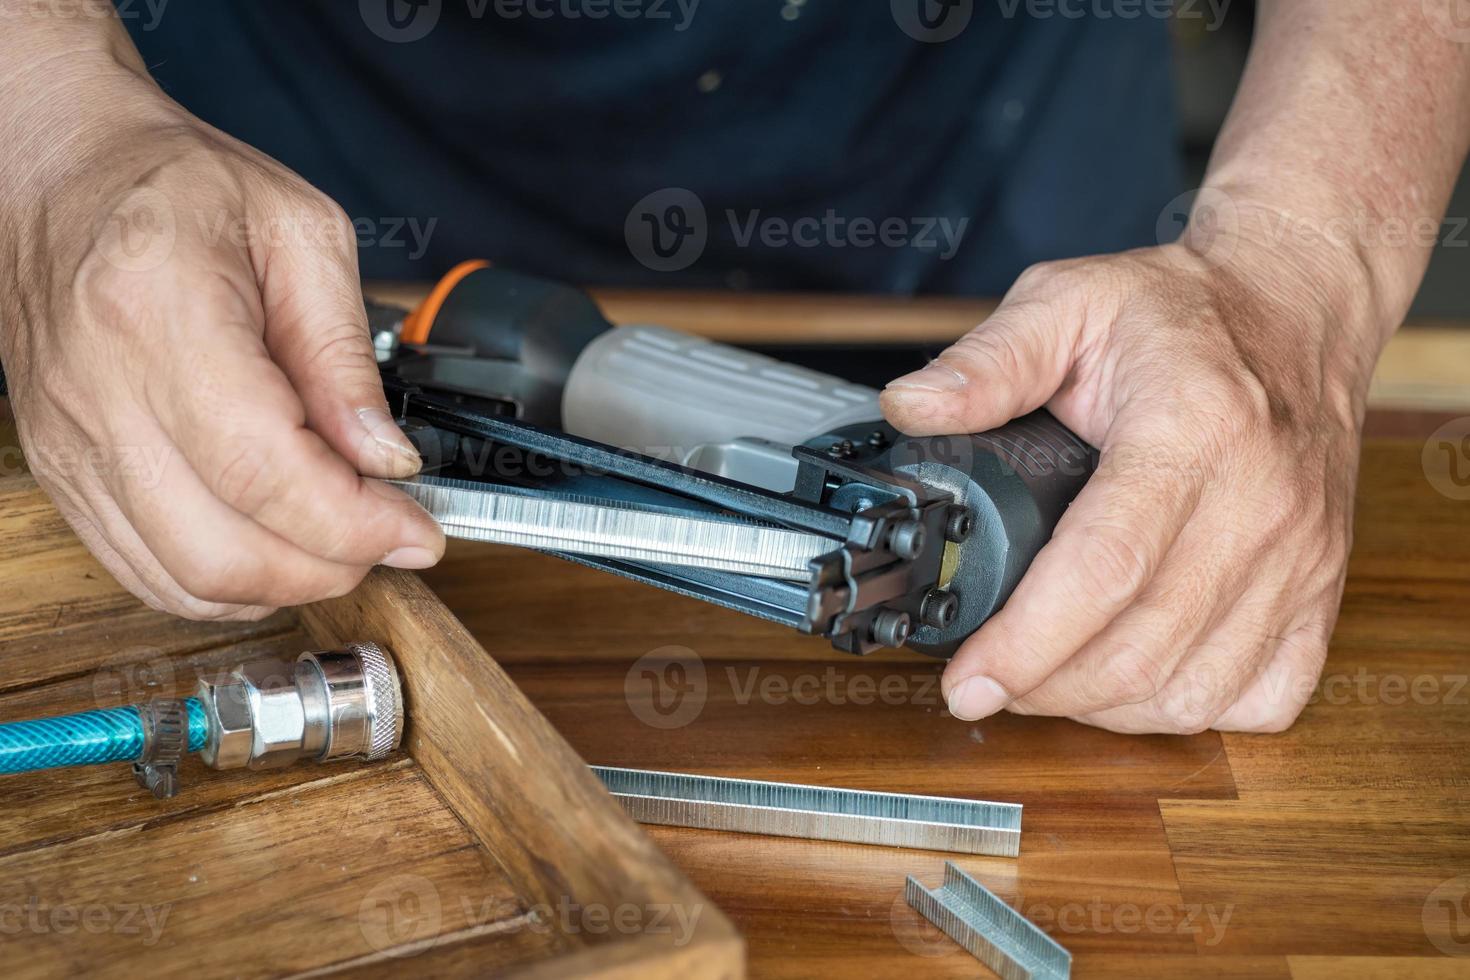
<box><xmin>0</xmin><ymin>46</ymin><xmax>443</xmax><ymax>621</ymax></box>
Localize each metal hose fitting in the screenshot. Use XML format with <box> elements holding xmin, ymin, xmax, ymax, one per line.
<box><xmin>197</xmin><ymin>643</ymin><xmax>404</xmax><ymax>771</ymax></box>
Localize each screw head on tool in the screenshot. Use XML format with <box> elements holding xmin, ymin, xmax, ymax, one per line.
<box><xmin>944</xmin><ymin>507</ymin><xmax>973</xmax><ymax>543</ymax></box>
<box><xmin>888</xmin><ymin>521</ymin><xmax>926</xmax><ymax>560</ymax></box>
<box><xmin>920</xmin><ymin>589</ymin><xmax>959</xmax><ymax>630</ymax></box>
<box><xmin>871</xmin><ymin>609</ymin><xmax>912</xmax><ymax>648</ymax></box>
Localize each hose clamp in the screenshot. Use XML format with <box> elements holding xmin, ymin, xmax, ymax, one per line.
<box><xmin>133</xmin><ymin>698</ymin><xmax>187</xmax><ymax>799</ymax></box>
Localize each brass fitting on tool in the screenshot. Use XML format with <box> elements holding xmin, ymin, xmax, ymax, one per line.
<box><xmin>197</xmin><ymin>643</ymin><xmax>403</xmax><ymax>771</ymax></box>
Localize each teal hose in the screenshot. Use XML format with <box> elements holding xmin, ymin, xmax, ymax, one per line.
<box><xmin>0</xmin><ymin>698</ymin><xmax>208</xmax><ymax>775</ymax></box>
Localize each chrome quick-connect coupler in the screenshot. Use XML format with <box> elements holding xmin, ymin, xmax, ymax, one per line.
<box><xmin>197</xmin><ymin>643</ymin><xmax>403</xmax><ymax>771</ymax></box>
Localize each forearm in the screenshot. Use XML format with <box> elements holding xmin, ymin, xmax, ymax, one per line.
<box><xmin>0</xmin><ymin>1</ymin><xmax>167</xmax><ymax>207</ymax></box>
<box><xmin>1197</xmin><ymin>0</ymin><xmax>1470</xmax><ymax>346</ymax></box>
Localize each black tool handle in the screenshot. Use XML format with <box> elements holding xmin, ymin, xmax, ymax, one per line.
<box><xmin>869</xmin><ymin>411</ymin><xmax>1097</xmax><ymax>657</ymax></box>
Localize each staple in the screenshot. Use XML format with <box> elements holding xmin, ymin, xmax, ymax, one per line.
<box><xmin>391</xmin><ymin>475</ymin><xmax>831</xmax><ymax>580</ymax></box>
<box><xmin>905</xmin><ymin>862</ymin><xmax>1070</xmax><ymax>979</ymax></box>
<box><xmin>592</xmin><ymin>766</ymin><xmax>1021</xmax><ymax>856</ymax></box>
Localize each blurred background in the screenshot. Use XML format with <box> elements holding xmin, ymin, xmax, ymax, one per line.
<box><xmin>4</xmin><ymin>0</ymin><xmax>1462</xmax><ymax>428</ymax></box>
<box><xmin>121</xmin><ymin>2</ymin><xmax>1470</xmax><ymax>317</ymax></box>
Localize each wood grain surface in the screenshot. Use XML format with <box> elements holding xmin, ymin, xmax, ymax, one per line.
<box><xmin>0</xmin><ymin>468</ymin><xmax>741</xmax><ymax>978</ymax></box>
<box><xmin>411</xmin><ymin>437</ymin><xmax>1470</xmax><ymax>979</ymax></box>
<box><xmin>365</xmin><ymin>283</ymin><xmax>1469</xmax><ymax>978</ymax></box>
<box><xmin>302</xmin><ymin>571</ymin><xmax>743</xmax><ymax>979</ymax></box>
<box><xmin>3</xmin><ymin>287</ymin><xmax>1469</xmax><ymax>978</ymax></box>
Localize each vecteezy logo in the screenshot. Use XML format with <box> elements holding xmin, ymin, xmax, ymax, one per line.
<box><xmin>359</xmin><ymin>874</ymin><xmax>443</xmax><ymax>956</ymax></box>
<box><xmin>624</xmin><ymin>645</ymin><xmax>707</xmax><ymax>729</ymax></box>
<box><xmin>360</xmin><ymin>0</ymin><xmax>442</xmax><ymax>43</ymax></box>
<box><xmin>91</xmin><ymin>647</ymin><xmax>178</xmax><ymax>709</ymax></box>
<box><xmin>1155</xmin><ymin>186</ymin><xmax>1240</xmax><ymax>272</ymax></box>
<box><xmin>889</xmin><ymin>889</ymin><xmax>958</xmax><ymax>957</ymax></box>
<box><xmin>1424</xmin><ymin>0</ymin><xmax>1470</xmax><ymax>43</ymax></box>
<box><xmin>93</xmin><ymin>187</ymin><xmax>177</xmax><ymax>274</ymax></box>
<box><xmin>1424</xmin><ymin>875</ymin><xmax>1470</xmax><ymax>956</ymax></box>
<box><xmin>1424</xmin><ymin>417</ymin><xmax>1470</xmax><ymax>501</ymax></box>
<box><xmin>891</xmin><ymin>0</ymin><xmax>973</xmax><ymax>43</ymax></box>
<box><xmin>625</xmin><ymin>188</ymin><xmax>708</xmax><ymax>272</ymax></box>
<box><xmin>886</xmin><ymin>430</ymin><xmax>975</xmax><ymax>480</ymax></box>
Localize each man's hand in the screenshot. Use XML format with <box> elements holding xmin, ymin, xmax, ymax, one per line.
<box><xmin>882</xmin><ymin>241</ymin><xmax>1369</xmax><ymax>733</ymax></box>
<box><xmin>0</xmin><ymin>56</ymin><xmax>443</xmax><ymax>620</ymax></box>
<box><xmin>880</xmin><ymin>0</ymin><xmax>1470</xmax><ymax>735</ymax></box>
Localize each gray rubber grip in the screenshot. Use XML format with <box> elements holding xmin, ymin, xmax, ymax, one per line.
<box><xmin>562</xmin><ymin>324</ymin><xmax>881</xmax><ymax>467</ymax></box>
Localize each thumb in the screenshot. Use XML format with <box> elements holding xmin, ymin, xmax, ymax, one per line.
<box><xmin>880</xmin><ymin>289</ymin><xmax>1080</xmax><ymax>436</ymax></box>
<box><xmin>257</xmin><ymin>199</ymin><xmax>422</xmax><ymax>479</ymax></box>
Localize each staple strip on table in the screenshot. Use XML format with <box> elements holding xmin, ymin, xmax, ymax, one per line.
<box><xmin>905</xmin><ymin>862</ymin><xmax>1070</xmax><ymax>979</ymax></box>
<box><xmin>591</xmin><ymin>766</ymin><xmax>1021</xmax><ymax>857</ymax></box>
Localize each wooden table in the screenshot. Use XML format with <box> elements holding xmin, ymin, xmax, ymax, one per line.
<box><xmin>392</xmin><ymin>288</ymin><xmax>1470</xmax><ymax>978</ymax></box>
<box><xmin>5</xmin><ymin>288</ymin><xmax>1470</xmax><ymax>978</ymax></box>
<box><xmin>419</xmin><ymin>434</ymin><xmax>1470</xmax><ymax>979</ymax></box>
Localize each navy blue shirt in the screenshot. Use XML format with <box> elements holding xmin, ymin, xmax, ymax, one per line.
<box><xmin>125</xmin><ymin>2</ymin><xmax>1181</xmax><ymax>294</ymax></box>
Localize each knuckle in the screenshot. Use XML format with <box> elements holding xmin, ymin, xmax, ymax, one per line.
<box><xmin>1093</xmin><ymin>646</ymin><xmax>1167</xmax><ymax>705</ymax></box>
<box><xmin>1285</xmin><ymin>621</ymin><xmax>1333</xmax><ymax>670</ymax></box>
<box><xmin>1003</xmin><ymin>696</ymin><xmax>1044</xmax><ymax>716</ymax></box>
<box><xmin>1073</xmin><ymin>522</ymin><xmax>1155</xmax><ymax>608</ymax></box>
<box><xmin>315</xmin><ymin>515</ymin><xmax>371</xmax><ymax>565</ymax></box>
<box><xmin>1246</xmin><ymin>704</ymin><xmax>1302</xmax><ymax>734</ymax></box>
<box><xmin>1305</xmin><ymin>537</ymin><xmax>1344</xmax><ymax>586</ymax></box>
<box><xmin>1013</xmin><ymin>260</ymin><xmax>1067</xmax><ymax>291</ymax></box>
<box><xmin>303</xmin><ymin>326</ymin><xmax>377</xmax><ymax>380</ymax></box>
<box><xmin>301</xmin><ymin>193</ymin><xmax>357</xmax><ymax>252</ymax></box>
<box><xmin>170</xmin><ymin>554</ymin><xmax>245</xmax><ymax>605</ymax></box>
<box><xmin>1157</xmin><ymin>665</ymin><xmax>1231</xmax><ymax>734</ymax></box>
<box><xmin>1157</xmin><ymin>696</ymin><xmax>1220</xmax><ymax>735</ymax></box>
<box><xmin>321</xmin><ymin>566</ymin><xmax>370</xmax><ymax>601</ymax></box>
<box><xmin>1252</xmin><ymin>468</ymin><xmax>1329</xmax><ymax>557</ymax></box>
<box><xmin>1283</xmin><ymin>483</ymin><xmax>1319</xmax><ymax>535</ymax></box>
<box><xmin>209</xmin><ymin>443</ymin><xmax>281</xmax><ymax>515</ymax></box>
<box><xmin>1011</xmin><ymin>258</ymin><xmax>1097</xmax><ymax>314</ymax></box>
<box><xmin>170</xmin><ymin>594</ymin><xmax>252</xmax><ymax>622</ymax></box>
<box><xmin>946</xmin><ymin>327</ymin><xmax>1023</xmax><ymax>382</ymax></box>
<box><xmin>1191</xmin><ymin>369</ymin><xmax>1272</xmax><ymax>448</ymax></box>
<box><xmin>30</xmin><ymin>361</ymin><xmax>84</xmax><ymax>416</ymax></box>
<box><xmin>1224</xmin><ymin>688</ymin><xmax>1305</xmax><ymax>733</ymax></box>
<box><xmin>281</xmin><ymin>567</ymin><xmax>368</xmax><ymax>606</ymax></box>
<box><xmin>1012</xmin><ymin>262</ymin><xmax>1050</xmax><ymax>288</ymax></box>
<box><xmin>74</xmin><ymin>249</ymin><xmax>154</xmax><ymax>316</ymax></box>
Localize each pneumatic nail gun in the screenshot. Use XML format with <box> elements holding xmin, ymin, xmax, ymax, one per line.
<box><xmin>373</xmin><ymin>263</ymin><xmax>1097</xmax><ymax>657</ymax></box>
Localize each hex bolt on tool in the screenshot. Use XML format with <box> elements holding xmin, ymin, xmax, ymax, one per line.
<box><xmin>0</xmin><ymin>643</ymin><xmax>403</xmax><ymax>797</ymax></box>
<box><xmin>374</xmin><ymin>263</ymin><xmax>1098</xmax><ymax>658</ymax></box>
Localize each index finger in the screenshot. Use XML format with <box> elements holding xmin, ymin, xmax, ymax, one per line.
<box><xmin>147</xmin><ymin>270</ymin><xmax>443</xmax><ymax>568</ymax></box>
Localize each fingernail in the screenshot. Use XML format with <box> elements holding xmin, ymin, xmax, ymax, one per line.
<box><xmin>357</xmin><ymin>407</ymin><xmax>421</xmax><ymax>464</ymax></box>
<box><xmin>381</xmin><ymin>546</ymin><xmax>438</xmax><ymax>570</ymax></box>
<box><xmin>946</xmin><ymin>676</ymin><xmax>1011</xmax><ymax>721</ymax></box>
<box><xmin>885</xmin><ymin>360</ymin><xmax>969</xmax><ymax>394</ymax></box>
